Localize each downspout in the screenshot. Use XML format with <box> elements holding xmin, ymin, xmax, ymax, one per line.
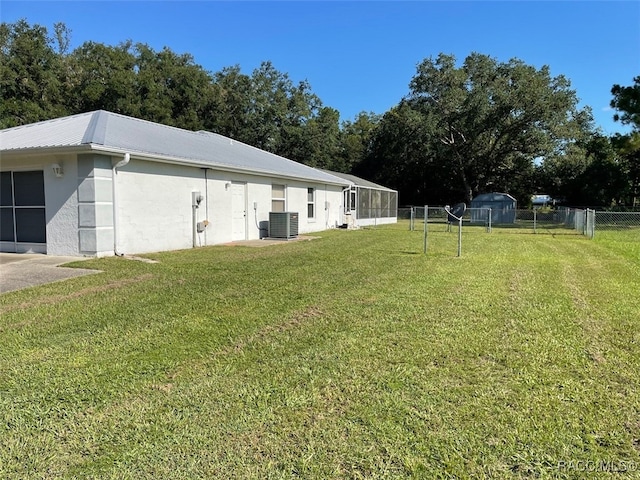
<box><xmin>112</xmin><ymin>153</ymin><xmax>130</xmax><ymax>256</ymax></box>
<box><xmin>325</xmin><ymin>185</ymin><xmax>329</xmax><ymax>229</ymax></box>
<box><xmin>204</xmin><ymin>168</ymin><xmax>209</xmax><ymax>246</ymax></box>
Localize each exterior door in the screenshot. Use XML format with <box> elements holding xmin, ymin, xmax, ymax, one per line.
<box><xmin>1</xmin><ymin>170</ymin><xmax>47</xmax><ymax>253</ymax></box>
<box><xmin>231</xmin><ymin>182</ymin><xmax>247</xmax><ymax>241</ymax></box>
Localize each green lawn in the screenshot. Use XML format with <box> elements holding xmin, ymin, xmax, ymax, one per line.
<box><xmin>1</xmin><ymin>224</ymin><xmax>639</xmax><ymax>479</ymax></box>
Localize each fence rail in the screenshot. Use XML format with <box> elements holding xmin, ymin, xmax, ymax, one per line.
<box><xmin>398</xmin><ymin>206</ymin><xmax>640</xmax><ymax>239</ymax></box>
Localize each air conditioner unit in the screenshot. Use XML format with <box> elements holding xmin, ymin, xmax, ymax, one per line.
<box><xmin>269</xmin><ymin>212</ymin><xmax>299</xmax><ymax>239</ymax></box>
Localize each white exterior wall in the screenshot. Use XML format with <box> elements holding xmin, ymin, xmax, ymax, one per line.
<box><xmin>46</xmin><ymin>154</ymin><xmax>82</xmax><ymax>255</ymax></box>
<box><xmin>0</xmin><ymin>153</ymin><xmax>81</xmax><ymax>256</ymax></box>
<box><xmin>113</xmin><ymin>158</ymin><xmax>346</xmax><ymax>255</ymax></box>
<box><xmin>355</xmin><ymin>217</ymin><xmax>397</xmax><ymax>227</ymax></box>
<box><xmin>2</xmin><ymin>152</ymin><xmax>346</xmax><ymax>257</ymax></box>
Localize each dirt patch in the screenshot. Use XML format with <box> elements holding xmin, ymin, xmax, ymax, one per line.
<box><xmin>151</xmin><ymin>383</ymin><xmax>174</xmax><ymax>393</ymax></box>
<box><xmin>221</xmin><ymin>236</ymin><xmax>320</xmax><ymax>248</ymax></box>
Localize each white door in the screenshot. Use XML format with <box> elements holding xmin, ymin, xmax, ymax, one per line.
<box><xmin>231</xmin><ymin>182</ymin><xmax>247</xmax><ymax>241</ymax></box>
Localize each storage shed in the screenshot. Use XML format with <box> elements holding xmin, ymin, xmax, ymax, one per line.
<box><xmin>470</xmin><ymin>192</ymin><xmax>517</xmax><ymax>224</ymax></box>
<box><xmin>0</xmin><ymin>111</ymin><xmax>351</xmax><ymax>256</ymax></box>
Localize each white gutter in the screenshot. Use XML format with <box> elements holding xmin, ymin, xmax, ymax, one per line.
<box><xmin>88</xmin><ymin>145</ymin><xmax>350</xmax><ymax>188</ymax></box>
<box><xmin>112</xmin><ymin>152</ymin><xmax>130</xmax><ymax>256</ymax></box>
<box><xmin>1</xmin><ymin>144</ymin><xmax>351</xmax><ymax>188</ymax></box>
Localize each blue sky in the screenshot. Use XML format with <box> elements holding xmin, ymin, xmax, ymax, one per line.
<box><xmin>2</xmin><ymin>1</ymin><xmax>639</xmax><ymax>134</ymax></box>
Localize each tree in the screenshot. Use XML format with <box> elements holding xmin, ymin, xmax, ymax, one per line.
<box><xmin>134</xmin><ymin>44</ymin><xmax>213</xmax><ymax>130</ymax></box>
<box><xmin>0</xmin><ymin>19</ymin><xmax>68</xmax><ymax>127</ymax></box>
<box><xmin>363</xmin><ymin>53</ymin><xmax>593</xmax><ymax>205</ymax></box>
<box><xmin>611</xmin><ymin>76</ymin><xmax>640</xmax><ymax>130</ymax></box>
<box><xmin>293</xmin><ymin>106</ymin><xmax>342</xmax><ymax>170</ymax></box>
<box><xmin>610</xmin><ymin>76</ymin><xmax>640</xmax><ymax>206</ymax></box>
<box><xmin>206</xmin><ymin>61</ymin><xmax>328</xmax><ymax>165</ymax></box>
<box><xmin>67</xmin><ymin>40</ymin><xmax>138</xmax><ymax>115</ymax></box>
<box><xmin>540</xmin><ymin>134</ymin><xmax>632</xmax><ymax>207</ymax></box>
<box><xmin>245</xmin><ymin>61</ymin><xmax>321</xmax><ymax>155</ymax></box>
<box><xmin>340</xmin><ymin>112</ymin><xmax>380</xmax><ymax>174</ymax></box>
<box><xmin>206</xmin><ymin>65</ymin><xmax>253</xmax><ymax>139</ymax></box>
<box><xmin>357</xmin><ymin>101</ymin><xmax>453</xmax><ymax>204</ymax></box>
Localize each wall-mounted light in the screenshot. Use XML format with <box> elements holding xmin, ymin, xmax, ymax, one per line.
<box><xmin>51</xmin><ymin>163</ymin><xmax>64</xmax><ymax>178</ymax></box>
<box><xmin>225</xmin><ymin>182</ymin><xmax>231</xmax><ymax>190</ymax></box>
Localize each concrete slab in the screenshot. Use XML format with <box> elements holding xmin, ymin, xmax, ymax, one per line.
<box><xmin>221</xmin><ymin>235</ymin><xmax>319</xmax><ymax>247</ymax></box>
<box><xmin>0</xmin><ymin>253</ymin><xmax>100</xmax><ymax>294</ymax></box>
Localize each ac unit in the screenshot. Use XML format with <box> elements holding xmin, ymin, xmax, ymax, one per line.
<box><xmin>269</xmin><ymin>212</ymin><xmax>299</xmax><ymax>239</ymax></box>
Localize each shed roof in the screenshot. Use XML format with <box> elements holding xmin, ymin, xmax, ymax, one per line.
<box><xmin>0</xmin><ymin>111</ymin><xmax>349</xmax><ymax>186</ymax></box>
<box><xmin>471</xmin><ymin>192</ymin><xmax>517</xmax><ymax>203</ymax></box>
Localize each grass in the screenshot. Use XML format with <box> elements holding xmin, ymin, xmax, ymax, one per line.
<box><xmin>1</xmin><ymin>223</ymin><xmax>639</xmax><ymax>479</ymax></box>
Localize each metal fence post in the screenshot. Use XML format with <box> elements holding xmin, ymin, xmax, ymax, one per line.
<box><xmin>533</xmin><ymin>209</ymin><xmax>537</xmax><ymax>234</ymax></box>
<box><xmin>457</xmin><ymin>216</ymin><xmax>462</xmax><ymax>257</ymax></box>
<box><xmin>423</xmin><ymin>205</ymin><xmax>428</xmax><ymax>254</ymax></box>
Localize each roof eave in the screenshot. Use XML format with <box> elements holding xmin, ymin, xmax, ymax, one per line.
<box><xmin>0</xmin><ymin>144</ymin><xmax>92</xmax><ymax>160</ymax></box>
<box><xmin>0</xmin><ymin>143</ymin><xmax>350</xmax><ymax>187</ymax></box>
<box><xmin>88</xmin><ymin>145</ymin><xmax>351</xmax><ymax>187</ymax></box>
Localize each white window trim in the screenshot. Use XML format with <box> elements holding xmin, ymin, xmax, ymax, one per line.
<box><xmin>272</xmin><ymin>184</ymin><xmax>287</xmax><ymax>212</ymax></box>
<box><xmin>307</xmin><ymin>187</ymin><xmax>316</xmax><ymax>222</ymax></box>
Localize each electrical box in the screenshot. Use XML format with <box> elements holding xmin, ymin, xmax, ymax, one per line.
<box><xmin>192</xmin><ymin>191</ymin><xmax>203</xmax><ymax>207</ymax></box>
<box><xmin>196</xmin><ymin>220</ymin><xmax>209</xmax><ymax>232</ymax></box>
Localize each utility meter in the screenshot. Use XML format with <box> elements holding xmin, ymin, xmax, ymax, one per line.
<box><xmin>192</xmin><ymin>191</ymin><xmax>203</xmax><ymax>207</ymax></box>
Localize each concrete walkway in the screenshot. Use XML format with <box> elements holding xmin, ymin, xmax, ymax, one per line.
<box><xmin>0</xmin><ymin>253</ymin><xmax>99</xmax><ymax>294</ymax></box>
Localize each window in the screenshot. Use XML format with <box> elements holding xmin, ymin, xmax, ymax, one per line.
<box><xmin>0</xmin><ymin>171</ymin><xmax>46</xmax><ymax>243</ymax></box>
<box><xmin>307</xmin><ymin>187</ymin><xmax>315</xmax><ymax>219</ymax></box>
<box><xmin>272</xmin><ymin>184</ymin><xmax>285</xmax><ymax>212</ymax></box>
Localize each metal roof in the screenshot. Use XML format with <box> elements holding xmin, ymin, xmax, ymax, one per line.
<box><xmin>320</xmin><ymin>169</ymin><xmax>396</xmax><ymax>192</ymax></box>
<box><xmin>0</xmin><ymin>111</ymin><xmax>350</xmax><ymax>186</ymax></box>
<box><xmin>471</xmin><ymin>192</ymin><xmax>517</xmax><ymax>203</ymax></box>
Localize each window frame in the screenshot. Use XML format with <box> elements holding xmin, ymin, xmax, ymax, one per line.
<box><xmin>307</xmin><ymin>187</ymin><xmax>315</xmax><ymax>220</ymax></box>
<box><xmin>271</xmin><ymin>184</ymin><xmax>286</xmax><ymax>212</ymax></box>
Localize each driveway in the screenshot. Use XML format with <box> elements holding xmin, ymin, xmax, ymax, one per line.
<box><xmin>0</xmin><ymin>253</ymin><xmax>100</xmax><ymax>294</ymax></box>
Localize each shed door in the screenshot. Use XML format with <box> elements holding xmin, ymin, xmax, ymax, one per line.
<box><xmin>231</xmin><ymin>182</ymin><xmax>247</xmax><ymax>241</ymax></box>
<box><xmin>1</xmin><ymin>171</ymin><xmax>46</xmax><ymax>253</ymax></box>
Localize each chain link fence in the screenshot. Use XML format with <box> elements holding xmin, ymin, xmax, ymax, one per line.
<box><xmin>595</xmin><ymin>211</ymin><xmax>640</xmax><ymax>230</ymax></box>
<box><xmin>399</xmin><ymin>206</ymin><xmax>640</xmax><ymax>239</ymax></box>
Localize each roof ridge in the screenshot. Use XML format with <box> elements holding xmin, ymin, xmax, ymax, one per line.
<box><xmin>100</xmin><ymin>110</ymin><xmax>204</xmax><ymax>136</ymax></box>
<box><xmin>0</xmin><ymin>110</ymin><xmax>96</xmax><ymax>133</ymax></box>
<box><xmin>82</xmin><ymin>110</ymin><xmax>109</xmax><ymax>145</ymax></box>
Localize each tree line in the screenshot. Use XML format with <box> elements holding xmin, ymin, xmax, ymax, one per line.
<box><xmin>2</xmin><ymin>20</ymin><xmax>638</xmax><ymax>208</ymax></box>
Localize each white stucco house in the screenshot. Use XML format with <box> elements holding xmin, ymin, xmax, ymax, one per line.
<box><xmin>0</xmin><ymin>110</ymin><xmax>357</xmax><ymax>256</ymax></box>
